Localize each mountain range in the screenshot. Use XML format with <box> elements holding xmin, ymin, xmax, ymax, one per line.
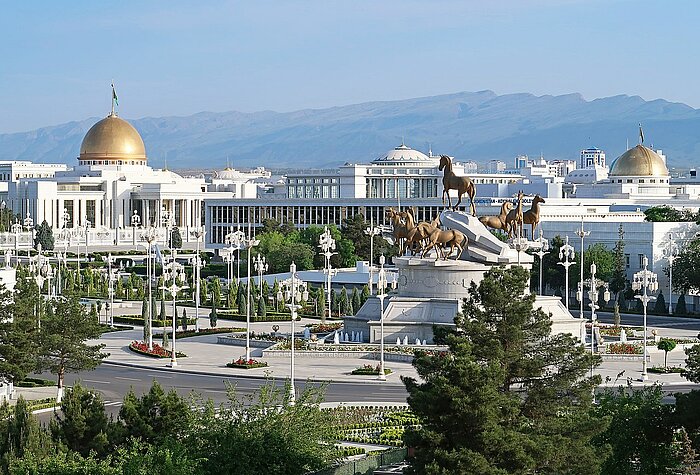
<box><xmin>1</xmin><ymin>90</ymin><xmax>699</xmax><ymax>170</ymax></box>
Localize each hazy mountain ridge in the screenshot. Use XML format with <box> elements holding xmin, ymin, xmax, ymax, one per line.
<box><xmin>1</xmin><ymin>90</ymin><xmax>699</xmax><ymax>169</ymax></box>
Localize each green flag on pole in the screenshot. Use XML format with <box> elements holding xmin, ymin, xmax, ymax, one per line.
<box><xmin>112</xmin><ymin>83</ymin><xmax>119</xmax><ymax>106</ymax></box>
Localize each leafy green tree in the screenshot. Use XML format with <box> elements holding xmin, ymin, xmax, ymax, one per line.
<box><xmin>654</xmin><ymin>291</ymin><xmax>668</xmax><ymax>314</ymax></box>
<box><xmin>34</xmin><ymin>220</ymin><xmax>54</xmax><ymax>250</ymax></box>
<box><xmin>116</xmin><ymin>381</ymin><xmax>193</xmax><ymax>446</ymax></box>
<box><xmin>672</xmin><ymin>238</ymin><xmax>700</xmax><ymax>294</ymax></box>
<box><xmin>610</xmin><ymin>224</ymin><xmax>627</xmax><ymax>301</ymax></box>
<box><xmin>39</xmin><ymin>295</ymin><xmax>106</xmax><ymax>401</ymax></box>
<box><xmin>0</xmin><ymin>397</ymin><xmax>54</xmax><ymax>471</ymax></box>
<box><xmin>674</xmin><ymin>390</ymin><xmax>700</xmax><ymax>451</ymax></box>
<box><xmin>268</xmin><ymin>242</ymin><xmax>315</xmax><ymax>273</ymax></box>
<box><xmin>191</xmin><ymin>382</ymin><xmax>336</xmax><ymax>475</ymax></box>
<box><xmin>402</xmin><ymin>266</ymin><xmax>603</xmax><ymax>475</ymax></box>
<box><xmin>658</xmin><ymin>339</ymin><xmax>677</xmax><ymax>369</ymax></box>
<box><xmin>170</xmin><ymin>227</ymin><xmax>183</xmax><ymax>249</ymax></box>
<box><xmin>49</xmin><ymin>382</ymin><xmax>109</xmax><ymax>457</ymax></box>
<box><xmin>594</xmin><ymin>385</ymin><xmax>680</xmax><ymax>474</ymax></box>
<box><xmin>684</xmin><ymin>345</ymin><xmax>700</xmax><ymax>383</ymax></box>
<box><xmin>8</xmin><ymin>451</ymin><xmax>117</xmax><ymax>475</ymax></box>
<box><xmin>0</xmin><ymin>283</ymin><xmax>40</xmax><ymax>384</ymax></box>
<box><xmin>644</xmin><ymin>205</ymin><xmax>698</xmax><ymax>222</ymax></box>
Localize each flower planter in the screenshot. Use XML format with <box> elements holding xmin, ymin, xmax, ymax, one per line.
<box><xmin>351</xmin><ymin>365</ymin><xmax>392</xmax><ymax>376</ymax></box>
<box><xmin>227</xmin><ymin>358</ymin><xmax>268</xmax><ymax>369</ymax></box>
<box><xmin>128</xmin><ymin>341</ymin><xmax>187</xmax><ymax>358</ymax></box>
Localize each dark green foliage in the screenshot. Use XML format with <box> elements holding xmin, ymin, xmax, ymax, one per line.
<box><xmin>361</xmin><ymin>284</ymin><xmax>370</xmax><ymax>305</ymax></box>
<box><xmin>115</xmin><ymin>381</ymin><xmax>193</xmax><ymax>446</ymax></box>
<box><xmin>227</xmin><ymin>281</ymin><xmax>237</xmax><ymax>309</ymax></box>
<box><xmin>49</xmin><ymin>383</ymin><xmax>109</xmax><ymax>457</ymax></box>
<box><xmin>317</xmin><ymin>286</ymin><xmax>326</xmax><ymax>320</ymax></box>
<box><xmin>210</xmin><ymin>277</ymin><xmax>222</xmax><ymax>308</ymax></box>
<box><xmin>594</xmin><ymin>385</ymin><xmax>680</xmax><ymax>474</ymax></box>
<box><xmin>676</xmin><ymin>294</ymin><xmax>688</xmax><ymax>315</ymax></box>
<box><xmin>170</xmin><ymin>227</ymin><xmax>183</xmax><ymax>249</ymax></box>
<box><xmin>238</xmin><ymin>293</ymin><xmax>247</xmax><ymax>317</ymax></box>
<box><xmin>654</xmin><ymin>291</ymin><xmax>668</xmax><ymax>314</ymax></box>
<box><xmin>644</xmin><ymin>205</ymin><xmax>698</xmax><ymax>222</ymax></box>
<box><xmin>0</xmin><ymin>397</ymin><xmax>54</xmax><ymax>471</ymax></box>
<box><xmin>257</xmin><ymin>296</ymin><xmax>266</xmax><ymax>317</ymax></box>
<box><xmin>34</xmin><ymin>220</ymin><xmax>54</xmax><ymax>251</ymax></box>
<box><xmin>159</xmin><ymin>299</ymin><xmax>166</xmax><ymax>321</ymax></box>
<box><xmin>657</xmin><ymin>339</ymin><xmax>677</xmax><ymax>368</ymax></box>
<box><xmin>39</xmin><ymin>295</ymin><xmax>106</xmax><ymax>393</ymax></box>
<box><xmin>402</xmin><ymin>266</ymin><xmax>604</xmax><ymax>474</ymax></box>
<box><xmin>0</xmin><ymin>282</ymin><xmax>40</xmax><ymax>384</ymax></box>
<box><xmin>672</xmin><ymin>238</ymin><xmax>700</xmax><ymax>295</ymax></box>
<box><xmin>685</xmin><ymin>344</ymin><xmax>700</xmax><ymax>383</ymax></box>
<box><xmin>181</xmin><ymin>308</ymin><xmax>188</xmax><ymax>331</ymax></box>
<box><xmin>610</xmin><ymin>225</ymin><xmax>628</xmax><ymax>300</ymax></box>
<box><xmin>209</xmin><ymin>303</ymin><xmax>217</xmax><ymax>328</ymax></box>
<box><xmin>351</xmin><ymin>287</ymin><xmax>361</xmax><ymax>314</ymax></box>
<box><xmin>338</xmin><ymin>287</ymin><xmax>349</xmax><ymax>316</ymax></box>
<box><xmin>191</xmin><ymin>383</ymin><xmax>336</xmax><ymax>475</ymax></box>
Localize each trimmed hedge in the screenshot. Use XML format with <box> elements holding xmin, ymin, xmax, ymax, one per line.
<box><xmin>152</xmin><ymin>327</ymin><xmax>245</xmax><ymax>340</ymax></box>
<box><xmin>16</xmin><ymin>377</ymin><xmax>56</xmax><ymax>388</ymax></box>
<box><xmin>113</xmin><ymin>315</ymin><xmax>196</xmax><ymax>327</ymax></box>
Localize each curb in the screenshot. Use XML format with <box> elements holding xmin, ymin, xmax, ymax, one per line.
<box><xmin>101</xmin><ymin>360</ymin><xmax>409</xmax><ymax>387</ymax></box>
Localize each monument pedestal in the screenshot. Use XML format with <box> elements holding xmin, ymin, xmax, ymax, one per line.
<box><xmin>345</xmin><ymin>210</ymin><xmax>584</xmax><ymax>344</ymax></box>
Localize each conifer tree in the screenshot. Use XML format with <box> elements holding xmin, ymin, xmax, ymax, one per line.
<box><xmin>361</xmin><ymin>284</ymin><xmax>370</xmax><ymax>305</ymax></box>
<box><xmin>258</xmin><ymin>295</ymin><xmax>267</xmax><ymax>318</ymax></box>
<box><xmin>654</xmin><ymin>291</ymin><xmax>667</xmax><ymax>314</ymax></box>
<box><xmin>403</xmin><ymin>266</ymin><xmax>604</xmax><ymax>474</ymax></box>
<box><xmin>209</xmin><ymin>303</ymin><xmax>218</xmax><ymax>328</ymax></box>
<box><xmin>676</xmin><ymin>294</ymin><xmax>688</xmax><ymax>315</ymax></box>
<box><xmin>317</xmin><ymin>286</ymin><xmax>326</xmax><ymax>320</ymax></box>
<box><xmin>351</xmin><ymin>287</ymin><xmax>361</xmax><ymax>314</ymax></box>
<box><xmin>182</xmin><ymin>308</ymin><xmax>188</xmax><ymax>331</ymax></box>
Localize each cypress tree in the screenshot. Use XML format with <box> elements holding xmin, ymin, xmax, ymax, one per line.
<box><xmin>653</xmin><ymin>291</ymin><xmax>667</xmax><ymax>314</ymax></box>
<box><xmin>182</xmin><ymin>308</ymin><xmax>188</xmax><ymax>331</ymax></box>
<box><xmin>676</xmin><ymin>294</ymin><xmax>688</xmax><ymax>315</ymax></box>
<box><xmin>351</xmin><ymin>287</ymin><xmax>362</xmax><ymax>314</ymax></box>
<box><xmin>317</xmin><ymin>286</ymin><xmax>326</xmax><ymax>321</ymax></box>
<box><xmin>361</xmin><ymin>284</ymin><xmax>370</xmax><ymax>305</ymax></box>
<box><xmin>159</xmin><ymin>299</ymin><xmax>166</xmax><ymax>325</ymax></box>
<box><xmin>258</xmin><ymin>296</ymin><xmax>267</xmax><ymax>318</ymax></box>
<box><xmin>209</xmin><ymin>303</ymin><xmax>218</xmax><ymax>328</ymax></box>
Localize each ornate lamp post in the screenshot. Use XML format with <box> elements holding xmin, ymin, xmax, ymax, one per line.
<box><xmin>575</xmin><ymin>218</ymin><xmax>590</xmax><ymax>319</ymax></box>
<box><xmin>160</xmin><ymin>249</ymin><xmax>189</xmax><ymax>367</ymax></box>
<box><xmin>243</xmin><ymin>224</ymin><xmax>259</xmax><ymax>361</ymax></box>
<box><xmin>225</xmin><ymin>226</ymin><xmax>245</xmax><ymax>285</ymax></box>
<box><xmin>364</xmin><ymin>224</ymin><xmax>382</xmax><ymax>295</ymax></box>
<box><xmin>11</xmin><ymin>220</ymin><xmax>23</xmax><ymax>263</ymax></box>
<box><xmin>632</xmin><ymin>255</ymin><xmax>658</xmax><ymax>381</ymax></box>
<box><xmin>511</xmin><ymin>236</ymin><xmax>529</xmax><ymax>267</ymax></box>
<box><xmin>318</xmin><ymin>227</ymin><xmax>336</xmax><ymax>322</ymax></box>
<box><xmin>578</xmin><ymin>262</ymin><xmax>610</xmax><ymax>357</ymax></box>
<box><xmin>276</xmin><ymin>262</ymin><xmax>308</xmax><ymax>405</ymax></box>
<box><xmin>141</xmin><ymin>226</ymin><xmax>158</xmax><ymax>349</ymax></box>
<box><xmin>161</xmin><ymin>206</ymin><xmax>173</xmax><ymax>248</ymax></box>
<box><xmin>253</xmin><ymin>253</ymin><xmax>268</xmax><ymax>295</ymax></box>
<box><xmin>107</xmin><ymin>254</ymin><xmax>118</xmax><ymax>328</ymax></box>
<box><xmin>558</xmin><ymin>236</ymin><xmax>576</xmax><ymax>310</ymax></box>
<box><xmin>376</xmin><ymin>255</ymin><xmax>389</xmax><ymax>381</ymax></box>
<box><xmin>534</xmin><ymin>229</ymin><xmax>549</xmax><ymax>296</ymax></box>
<box><xmin>190</xmin><ymin>227</ymin><xmax>205</xmax><ymax>332</ymax></box>
<box><xmin>664</xmin><ymin>232</ymin><xmax>678</xmax><ymax>315</ymax></box>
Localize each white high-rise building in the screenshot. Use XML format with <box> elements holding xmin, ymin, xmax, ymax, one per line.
<box><xmin>580</xmin><ymin>147</ymin><xmax>606</xmax><ymax>168</ymax></box>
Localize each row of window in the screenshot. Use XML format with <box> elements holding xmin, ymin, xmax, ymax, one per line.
<box><xmin>288</xmin><ymin>185</ymin><xmax>339</xmax><ymax>199</ymax></box>
<box><xmin>79</xmin><ymin>160</ymin><xmax>145</xmax><ymax>166</ymax></box>
<box><xmin>287</xmin><ymin>178</ymin><xmax>338</xmax><ymax>184</ymax></box>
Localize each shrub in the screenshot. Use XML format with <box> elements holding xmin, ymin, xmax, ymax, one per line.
<box><xmin>226</xmin><ymin>357</ymin><xmax>268</xmax><ymax>369</ymax></box>
<box><xmin>351</xmin><ymin>364</ymin><xmax>392</xmax><ymax>375</ymax></box>
<box><xmin>129</xmin><ymin>341</ymin><xmax>186</xmax><ymax>358</ymax></box>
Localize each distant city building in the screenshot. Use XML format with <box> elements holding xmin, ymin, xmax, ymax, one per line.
<box><xmin>463</xmin><ymin>160</ymin><xmax>478</xmax><ymax>174</ymax></box>
<box><xmin>580</xmin><ymin>147</ymin><xmax>606</xmax><ymax>168</ymax></box>
<box><xmin>487</xmin><ymin>160</ymin><xmax>507</xmax><ymax>173</ymax></box>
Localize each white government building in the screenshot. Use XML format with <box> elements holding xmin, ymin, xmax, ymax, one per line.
<box><xmin>1</xmin><ymin>104</ymin><xmax>699</xmax><ymax>309</ymax></box>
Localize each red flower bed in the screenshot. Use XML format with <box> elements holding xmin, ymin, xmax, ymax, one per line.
<box><xmin>606</xmin><ymin>342</ymin><xmax>643</xmax><ymax>355</ymax></box>
<box><xmin>227</xmin><ymin>357</ymin><xmax>268</xmax><ymax>369</ymax></box>
<box><xmin>129</xmin><ymin>341</ymin><xmax>186</xmax><ymax>358</ymax></box>
<box><xmin>308</xmin><ymin>323</ymin><xmax>343</xmax><ymax>333</ymax></box>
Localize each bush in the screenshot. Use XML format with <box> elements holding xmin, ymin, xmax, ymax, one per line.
<box><xmin>351</xmin><ymin>364</ymin><xmax>392</xmax><ymax>375</ymax></box>
<box><xmin>15</xmin><ymin>377</ymin><xmax>56</xmax><ymax>388</ymax></box>
<box><xmin>113</xmin><ymin>315</ymin><xmax>195</xmax><ymax>327</ymax></box>
<box><xmin>152</xmin><ymin>327</ymin><xmax>245</xmax><ymax>340</ymax></box>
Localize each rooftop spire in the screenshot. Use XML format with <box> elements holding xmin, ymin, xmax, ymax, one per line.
<box><xmin>110</xmin><ymin>82</ymin><xmax>119</xmax><ymax>117</ymax></box>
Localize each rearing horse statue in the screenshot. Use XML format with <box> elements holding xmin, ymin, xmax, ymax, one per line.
<box><xmin>439</xmin><ymin>155</ymin><xmax>477</xmax><ymax>216</ymax></box>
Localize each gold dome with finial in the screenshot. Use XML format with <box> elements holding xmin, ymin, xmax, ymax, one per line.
<box><xmin>78</xmin><ymin>86</ymin><xmax>147</xmax><ymax>166</ymax></box>
<box><xmin>609</xmin><ymin>144</ymin><xmax>668</xmax><ymax>177</ymax></box>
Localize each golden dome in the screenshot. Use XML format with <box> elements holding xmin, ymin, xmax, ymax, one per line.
<box><xmin>609</xmin><ymin>144</ymin><xmax>668</xmax><ymax>177</ymax></box>
<box><xmin>79</xmin><ymin>114</ymin><xmax>146</xmax><ymax>163</ymax></box>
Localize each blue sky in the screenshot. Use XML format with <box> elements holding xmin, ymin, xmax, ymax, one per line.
<box><xmin>1</xmin><ymin>0</ymin><xmax>697</xmax><ymax>132</ymax></box>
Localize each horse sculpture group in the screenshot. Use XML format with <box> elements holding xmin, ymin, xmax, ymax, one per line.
<box><xmin>385</xmin><ymin>208</ymin><xmax>466</xmax><ymax>261</ymax></box>
<box><xmin>383</xmin><ymin>155</ymin><xmax>545</xmax><ymax>259</ymax></box>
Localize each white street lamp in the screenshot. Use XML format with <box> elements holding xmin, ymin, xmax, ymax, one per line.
<box><xmin>664</xmin><ymin>232</ymin><xmax>678</xmax><ymax>315</ymax></box>
<box><xmin>575</xmin><ymin>218</ymin><xmax>591</xmax><ymax>319</ymax></box>
<box><xmin>225</xmin><ymin>226</ymin><xmax>245</xmax><ymax>285</ymax></box>
<box><xmin>364</xmin><ymin>224</ymin><xmax>381</xmax><ymax>295</ymax></box>
<box><xmin>276</xmin><ymin>262</ymin><xmax>308</xmax><ymax>405</ymax></box>
<box><xmin>131</xmin><ymin>209</ymin><xmax>141</xmax><ymax>228</ymax></box>
<box><xmin>534</xmin><ymin>229</ymin><xmax>549</xmax><ymax>296</ymax></box>
<box><xmin>511</xmin><ymin>237</ymin><xmax>529</xmax><ymax>267</ymax></box>
<box><xmin>141</xmin><ymin>226</ymin><xmax>158</xmax><ymax>349</ymax></box>
<box><xmin>253</xmin><ymin>253</ymin><xmax>268</xmax><ymax>296</ymax></box>
<box><xmin>632</xmin><ymin>255</ymin><xmax>658</xmax><ymax>381</ymax></box>
<box><xmin>107</xmin><ymin>254</ymin><xmax>119</xmax><ymax>328</ymax></box>
<box><xmin>243</xmin><ymin>224</ymin><xmax>259</xmax><ymax>361</ymax></box>
<box><xmin>318</xmin><ymin>227</ymin><xmax>336</xmax><ymax>322</ymax></box>
<box><xmin>190</xmin><ymin>228</ymin><xmax>206</xmax><ymax>332</ymax></box>
<box><xmin>581</xmin><ymin>262</ymin><xmax>611</xmax><ymax>358</ymax></box>
<box><xmin>160</xmin><ymin>249</ymin><xmax>189</xmax><ymax>368</ymax></box>
<box><xmin>376</xmin><ymin>254</ymin><xmax>389</xmax><ymax>381</ymax></box>
<box><xmin>558</xmin><ymin>236</ymin><xmax>576</xmax><ymax>310</ymax></box>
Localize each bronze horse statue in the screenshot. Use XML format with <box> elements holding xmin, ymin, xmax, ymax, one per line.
<box><xmin>522</xmin><ymin>194</ymin><xmax>545</xmax><ymax>238</ymax></box>
<box><xmin>479</xmin><ymin>201</ymin><xmax>513</xmax><ymax>233</ymax></box>
<box><xmin>439</xmin><ymin>155</ymin><xmax>477</xmax><ymax>216</ymax></box>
